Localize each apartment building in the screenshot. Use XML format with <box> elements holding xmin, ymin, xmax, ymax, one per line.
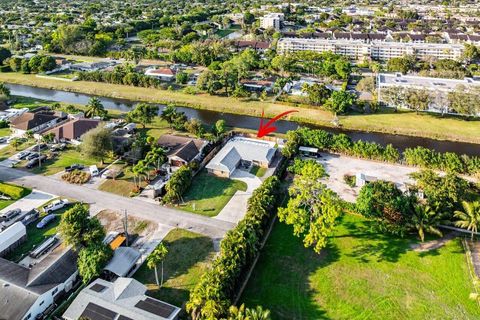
<box><xmin>260</xmin><ymin>13</ymin><xmax>284</xmax><ymax>30</ymax></box>
<box><xmin>277</xmin><ymin>38</ymin><xmax>465</xmax><ymax>61</ymax></box>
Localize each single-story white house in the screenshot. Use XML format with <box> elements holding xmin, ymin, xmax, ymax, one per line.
<box><xmin>206</xmin><ymin>137</ymin><xmax>277</xmax><ymax>178</ymax></box>
<box><xmin>145</xmin><ymin>68</ymin><xmax>176</xmax><ymax>82</ymax></box>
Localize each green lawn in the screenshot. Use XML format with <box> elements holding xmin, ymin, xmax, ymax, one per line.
<box><xmin>250</xmin><ymin>165</ymin><xmax>267</xmax><ymax>178</ymax></box>
<box><xmin>29</xmin><ymin>147</ymin><xmax>100</xmax><ymax>175</ymax></box>
<box><xmin>0</xmin><ymin>182</ymin><xmax>31</xmax><ymax>210</ymax></box>
<box><xmin>179</xmin><ymin>170</ymin><xmax>247</xmax><ymax>217</ymax></box>
<box><xmin>241</xmin><ymin>214</ymin><xmax>480</xmax><ymax>320</ymax></box>
<box><xmin>98</xmin><ymin>164</ymin><xmax>140</xmax><ymax>197</ymax></box>
<box><xmin>0</xmin><ymin>127</ymin><xmax>10</xmax><ymax>137</ymax></box>
<box><xmin>10</xmin><ymin>95</ymin><xmax>56</xmax><ymax>110</ymax></box>
<box><xmin>134</xmin><ymin>228</ymin><xmax>215</xmax><ymax>309</ymax></box>
<box><xmin>0</xmin><ymin>139</ymin><xmax>35</xmax><ymax>162</ymax></box>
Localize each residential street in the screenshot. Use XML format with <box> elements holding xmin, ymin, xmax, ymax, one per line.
<box><xmin>0</xmin><ymin>166</ymin><xmax>233</xmax><ymax>240</ymax></box>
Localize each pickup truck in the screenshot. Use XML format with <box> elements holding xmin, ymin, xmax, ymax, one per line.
<box><xmin>43</xmin><ymin>199</ymin><xmax>69</xmax><ymax>213</ymax></box>
<box><xmin>65</xmin><ymin>164</ymin><xmax>84</xmax><ymax>172</ymax></box>
<box><xmin>0</xmin><ymin>208</ymin><xmax>21</xmax><ymax>222</ymax></box>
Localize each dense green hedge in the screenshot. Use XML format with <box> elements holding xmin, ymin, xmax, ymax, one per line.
<box><xmin>283</xmin><ymin>127</ymin><xmax>480</xmax><ymax>176</ymax></box>
<box><xmin>0</xmin><ymin>182</ymin><xmax>31</xmax><ymax>200</ymax></box>
<box><xmin>187</xmin><ymin>176</ymin><xmax>280</xmax><ymax>320</ymax></box>
<box><xmin>77</xmin><ymin>70</ymin><xmax>168</xmax><ymax>89</ymax></box>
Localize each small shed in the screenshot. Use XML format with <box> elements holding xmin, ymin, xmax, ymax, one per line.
<box><xmin>299</xmin><ymin>146</ymin><xmax>319</xmax><ymax>157</ymax></box>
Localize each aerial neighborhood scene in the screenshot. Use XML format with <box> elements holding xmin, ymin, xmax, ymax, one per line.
<box><xmin>1</xmin><ymin>0</ymin><xmax>480</xmax><ymax>319</ymax></box>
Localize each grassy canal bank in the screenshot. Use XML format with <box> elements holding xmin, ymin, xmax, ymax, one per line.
<box><xmin>1</xmin><ymin>72</ymin><xmax>479</xmax><ymax>144</ymax></box>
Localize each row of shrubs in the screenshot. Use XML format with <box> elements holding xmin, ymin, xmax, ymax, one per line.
<box><xmin>186</xmin><ymin>175</ymin><xmax>281</xmax><ymax>319</ymax></box>
<box><xmin>283</xmin><ymin>127</ymin><xmax>480</xmax><ymax>176</ymax></box>
<box><xmin>0</xmin><ymin>182</ymin><xmax>31</xmax><ymax>200</ymax></box>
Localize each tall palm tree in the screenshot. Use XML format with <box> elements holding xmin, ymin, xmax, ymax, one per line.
<box><xmin>85</xmin><ymin>97</ymin><xmax>106</xmax><ymax>118</ymax></box>
<box><xmin>454</xmin><ymin>201</ymin><xmax>480</xmax><ymax>240</ymax></box>
<box><xmin>146</xmin><ymin>243</ymin><xmax>168</xmax><ymax>286</ymax></box>
<box><xmin>408</xmin><ymin>205</ymin><xmax>444</xmax><ymax>242</ymax></box>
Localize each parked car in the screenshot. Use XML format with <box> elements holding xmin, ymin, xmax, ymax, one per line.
<box><xmin>65</xmin><ymin>164</ymin><xmax>84</xmax><ymax>172</ymax></box>
<box><xmin>0</xmin><ymin>208</ymin><xmax>21</xmax><ymax>222</ymax></box>
<box><xmin>50</xmin><ymin>143</ymin><xmax>67</xmax><ymax>152</ymax></box>
<box><xmin>22</xmin><ymin>209</ymin><xmax>40</xmax><ymax>226</ymax></box>
<box><xmin>17</xmin><ymin>151</ymin><xmax>31</xmax><ymax>160</ymax></box>
<box><xmin>0</xmin><ymin>137</ymin><xmax>7</xmax><ymax>144</ymax></box>
<box><xmin>36</xmin><ymin>214</ymin><xmax>56</xmax><ymax>229</ymax></box>
<box><xmin>33</xmin><ymin>143</ymin><xmax>48</xmax><ymax>151</ymax></box>
<box><xmin>26</xmin><ymin>155</ymin><xmax>47</xmax><ymax>169</ymax></box>
<box><xmin>43</xmin><ymin>198</ymin><xmax>69</xmax><ymax>213</ymax></box>
<box><xmin>101</xmin><ymin>169</ymin><xmax>120</xmax><ymax>179</ymax></box>
<box><xmin>25</xmin><ymin>153</ymin><xmax>40</xmax><ymax>161</ymax></box>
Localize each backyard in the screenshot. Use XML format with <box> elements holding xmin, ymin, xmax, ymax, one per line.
<box><xmin>4</xmin><ymin>200</ymin><xmax>76</xmax><ymax>262</ymax></box>
<box><xmin>133</xmin><ymin>228</ymin><xmax>215</xmax><ymax>310</ymax></box>
<box><xmin>179</xmin><ymin>170</ymin><xmax>247</xmax><ymax>216</ymax></box>
<box><xmin>241</xmin><ymin>214</ymin><xmax>480</xmax><ymax>320</ymax></box>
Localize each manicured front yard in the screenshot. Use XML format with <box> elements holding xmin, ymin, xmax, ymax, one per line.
<box><xmin>179</xmin><ymin>170</ymin><xmax>247</xmax><ymax>217</ymax></box>
<box><xmin>98</xmin><ymin>164</ymin><xmax>142</xmax><ymax>197</ymax></box>
<box><xmin>30</xmin><ymin>147</ymin><xmax>100</xmax><ymax>175</ymax></box>
<box><xmin>134</xmin><ymin>228</ymin><xmax>215</xmax><ymax>309</ymax></box>
<box><xmin>0</xmin><ymin>127</ymin><xmax>10</xmax><ymax>137</ymax></box>
<box><xmin>241</xmin><ymin>214</ymin><xmax>480</xmax><ymax>319</ymax></box>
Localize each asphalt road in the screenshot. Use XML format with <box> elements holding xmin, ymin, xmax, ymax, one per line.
<box><xmin>0</xmin><ymin>167</ymin><xmax>233</xmax><ymax>240</ymax></box>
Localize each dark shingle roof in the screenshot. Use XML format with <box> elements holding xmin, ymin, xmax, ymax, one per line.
<box><xmin>10</xmin><ymin>112</ymin><xmax>58</xmax><ymax>131</ymax></box>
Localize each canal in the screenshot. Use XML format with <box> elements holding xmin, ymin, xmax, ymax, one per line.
<box><xmin>7</xmin><ymin>83</ymin><xmax>480</xmax><ymax>156</ymax></box>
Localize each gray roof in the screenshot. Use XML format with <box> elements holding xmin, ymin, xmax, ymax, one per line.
<box><xmin>63</xmin><ymin>278</ymin><xmax>181</xmax><ymax>320</ymax></box>
<box><xmin>378</xmin><ymin>73</ymin><xmax>480</xmax><ymax>91</ymax></box>
<box><xmin>206</xmin><ymin>137</ymin><xmax>276</xmax><ymax>174</ymax></box>
<box><xmin>0</xmin><ymin>246</ymin><xmax>78</xmax><ymax>320</ymax></box>
<box><xmin>104</xmin><ymin>247</ymin><xmax>141</xmax><ymax>277</ymax></box>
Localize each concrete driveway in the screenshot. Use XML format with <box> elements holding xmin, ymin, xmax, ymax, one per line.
<box><xmin>214</xmin><ymin>169</ymin><xmax>261</xmax><ymax>224</ymax></box>
<box><xmin>0</xmin><ymin>190</ymin><xmax>56</xmax><ymax>214</ymax></box>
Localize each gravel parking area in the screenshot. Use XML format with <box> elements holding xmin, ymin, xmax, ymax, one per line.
<box><xmin>317</xmin><ymin>153</ymin><xmax>418</xmax><ymax>202</ymax></box>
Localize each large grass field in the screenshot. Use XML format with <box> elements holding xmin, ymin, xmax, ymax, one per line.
<box><xmin>133</xmin><ymin>228</ymin><xmax>215</xmax><ymax>309</ymax></box>
<box><xmin>241</xmin><ymin>214</ymin><xmax>480</xmax><ymax>320</ymax></box>
<box><xmin>1</xmin><ymin>72</ymin><xmax>479</xmax><ymax>143</ymax></box>
<box><xmin>178</xmin><ymin>170</ymin><xmax>247</xmax><ymax>216</ymax></box>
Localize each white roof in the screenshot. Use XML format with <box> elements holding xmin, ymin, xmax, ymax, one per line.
<box><xmin>104</xmin><ymin>247</ymin><xmax>141</xmax><ymax>277</ymax></box>
<box><xmin>63</xmin><ymin>278</ymin><xmax>181</xmax><ymax>320</ymax></box>
<box><xmin>378</xmin><ymin>73</ymin><xmax>480</xmax><ymax>91</ymax></box>
<box><xmin>299</xmin><ymin>146</ymin><xmax>318</xmax><ymax>153</ymax></box>
<box><xmin>0</xmin><ymin>222</ymin><xmax>26</xmax><ymax>253</ymax></box>
<box><xmin>206</xmin><ymin>137</ymin><xmax>276</xmax><ymax>174</ymax></box>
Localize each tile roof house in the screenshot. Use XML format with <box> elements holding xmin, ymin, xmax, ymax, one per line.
<box><xmin>9</xmin><ymin>111</ymin><xmax>60</xmax><ymax>134</ymax></box>
<box><xmin>63</xmin><ymin>278</ymin><xmax>181</xmax><ymax>320</ymax></box>
<box><xmin>0</xmin><ymin>246</ymin><xmax>78</xmax><ymax>320</ymax></box>
<box><xmin>157</xmin><ymin>134</ymin><xmax>208</xmax><ymax>167</ymax></box>
<box><xmin>206</xmin><ymin>137</ymin><xmax>277</xmax><ymax>178</ymax></box>
<box><xmin>44</xmin><ymin>118</ymin><xmax>101</xmax><ymax>143</ymax></box>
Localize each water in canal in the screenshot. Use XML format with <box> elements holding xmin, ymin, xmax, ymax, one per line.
<box><xmin>7</xmin><ymin>83</ymin><xmax>480</xmax><ymax>156</ymax></box>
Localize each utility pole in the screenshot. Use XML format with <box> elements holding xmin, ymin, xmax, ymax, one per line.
<box><xmin>123</xmin><ymin>209</ymin><xmax>129</xmax><ymax>247</ymax></box>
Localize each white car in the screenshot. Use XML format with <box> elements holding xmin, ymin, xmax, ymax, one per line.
<box><xmin>43</xmin><ymin>199</ymin><xmax>69</xmax><ymax>213</ymax></box>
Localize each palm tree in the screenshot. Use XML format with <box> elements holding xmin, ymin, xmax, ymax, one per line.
<box><xmin>10</xmin><ymin>138</ymin><xmax>20</xmax><ymax>150</ymax></box>
<box><xmin>454</xmin><ymin>201</ymin><xmax>480</xmax><ymax>240</ymax></box>
<box><xmin>146</xmin><ymin>243</ymin><xmax>168</xmax><ymax>287</ymax></box>
<box><xmin>408</xmin><ymin>204</ymin><xmax>444</xmax><ymax>242</ymax></box>
<box><xmin>85</xmin><ymin>97</ymin><xmax>106</xmax><ymax>118</ymax></box>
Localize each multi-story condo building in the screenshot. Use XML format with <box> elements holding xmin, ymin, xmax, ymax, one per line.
<box><xmin>377</xmin><ymin>73</ymin><xmax>480</xmax><ymax>114</ymax></box>
<box><xmin>277</xmin><ymin>38</ymin><xmax>465</xmax><ymax>61</ymax></box>
<box><xmin>260</xmin><ymin>13</ymin><xmax>284</xmax><ymax>31</ymax></box>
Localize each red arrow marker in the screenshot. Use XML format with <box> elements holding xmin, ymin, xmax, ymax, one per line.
<box><xmin>257</xmin><ymin>109</ymin><xmax>299</xmax><ymax>138</ymax></box>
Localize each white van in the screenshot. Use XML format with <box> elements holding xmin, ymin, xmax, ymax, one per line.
<box><xmin>89</xmin><ymin>165</ymin><xmax>99</xmax><ymax>177</ymax></box>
